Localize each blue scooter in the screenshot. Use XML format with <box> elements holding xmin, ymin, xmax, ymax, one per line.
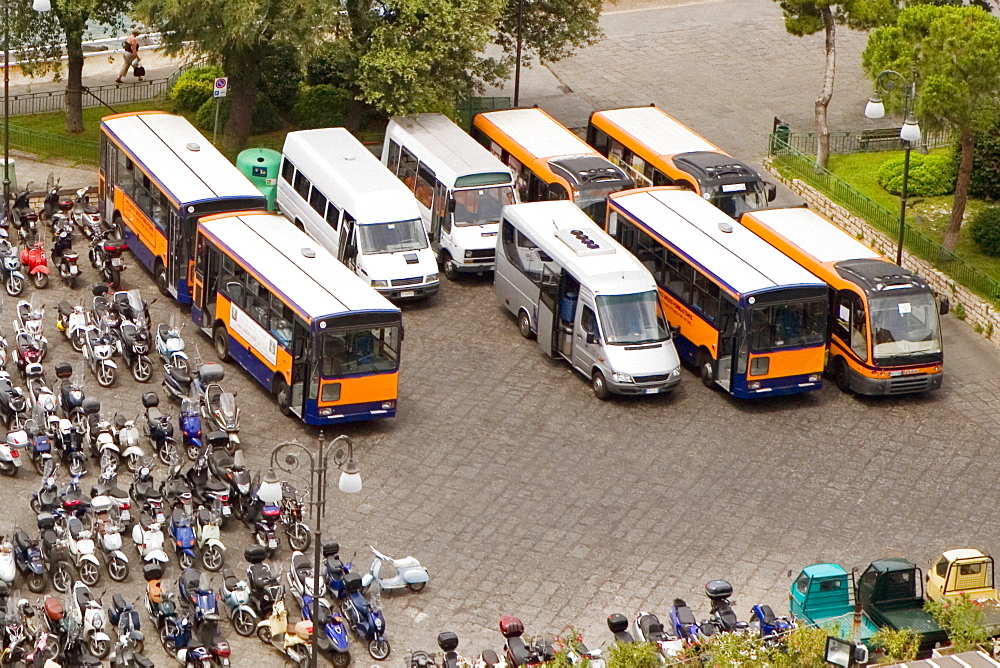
<box><xmin>749</xmin><ymin>603</ymin><xmax>795</xmax><ymax>644</ymax></box>
<box><xmin>178</xmin><ymin>567</ymin><xmax>220</xmax><ymax>626</ymax></box>
<box><xmin>168</xmin><ymin>509</ymin><xmax>197</xmax><ymax>570</ymax></box>
<box><xmin>179</xmin><ymin>398</ymin><xmax>203</xmax><ymax>462</ymax></box>
<box><xmin>340</xmin><ymin>571</ymin><xmax>389</xmax><ymax>660</ymax></box>
<box><xmin>287</xmin><ymin>549</ymin><xmax>351</xmax><ymax>665</ymax></box>
<box><xmin>12</xmin><ymin>528</ymin><xmax>45</xmax><ymax>592</ymax></box>
<box><xmin>322</xmin><ymin>542</ymin><xmax>351</xmax><ymax>600</ymax></box>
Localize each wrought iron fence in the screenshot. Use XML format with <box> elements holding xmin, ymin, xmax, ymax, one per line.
<box><xmin>3</xmin><ymin>125</ymin><xmax>98</xmax><ymax>164</ymax></box>
<box><xmin>780</xmin><ymin>127</ymin><xmax>953</xmax><ymax>155</ymax></box>
<box><xmin>768</xmin><ymin>134</ymin><xmax>1000</xmax><ymax>304</ymax></box>
<box><xmin>454</xmin><ymin>96</ymin><xmax>511</xmax><ymax>132</ymax></box>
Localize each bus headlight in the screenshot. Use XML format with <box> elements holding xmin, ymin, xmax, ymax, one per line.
<box><xmin>612</xmin><ymin>372</ymin><xmax>633</xmax><ymax>383</ymax></box>
<box><xmin>319</xmin><ymin>407</ymin><xmax>333</xmax><ymax>416</ymax></box>
<box><xmin>425</xmin><ymin>273</ymin><xmax>439</xmax><ymax>283</ymax></box>
<box><xmin>370</xmin><ymin>279</ymin><xmax>389</xmax><ymax>288</ymax></box>
<box><xmin>381</xmin><ymin>401</ymin><xmax>395</xmax><ymax>410</ymax></box>
<box><xmin>749</xmin><ymin>381</ymin><xmax>761</xmax><ymax>390</ymax></box>
<box><xmin>808</xmin><ymin>374</ymin><xmax>822</xmax><ymax>382</ymax></box>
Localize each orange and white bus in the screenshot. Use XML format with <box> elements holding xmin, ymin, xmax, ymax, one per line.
<box><xmin>740</xmin><ymin>207</ymin><xmax>945</xmax><ymax>395</ymax></box>
<box><xmin>99</xmin><ymin>112</ymin><xmax>267</xmax><ymax>303</ymax></box>
<box><xmin>471</xmin><ymin>107</ymin><xmax>633</xmax><ymax>223</ymax></box>
<box><xmin>587</xmin><ymin>106</ymin><xmax>775</xmax><ymax>219</ymax></box>
<box><xmin>190</xmin><ymin>211</ymin><xmax>402</xmax><ymax>425</ymax></box>
<box><xmin>607</xmin><ymin>187</ymin><xmax>828</xmax><ymax>399</ymax></box>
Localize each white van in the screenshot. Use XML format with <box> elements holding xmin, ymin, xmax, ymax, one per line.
<box><xmin>277</xmin><ymin>128</ymin><xmax>439</xmax><ymax>300</ymax></box>
<box><xmin>382</xmin><ymin>113</ymin><xmax>518</xmax><ymax>280</ymax></box>
<box><xmin>496</xmin><ymin>200</ymin><xmax>682</xmax><ymax>399</ymax></box>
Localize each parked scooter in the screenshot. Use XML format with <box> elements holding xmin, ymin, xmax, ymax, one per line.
<box><xmin>142</xmin><ymin>392</ymin><xmax>178</xmax><ymax>465</ymax></box>
<box><xmin>162</xmin><ymin>362</ymin><xmax>193</xmax><ymax>402</ymax></box>
<box><xmin>18</xmin><ymin>239</ymin><xmax>49</xmax><ymax>289</ymax></box>
<box><xmin>71</xmin><ymin>580</ymin><xmax>112</xmax><ymax>659</ymax></box>
<box><xmin>668</xmin><ymin>598</ymin><xmax>714</xmax><ymax>646</ymax></box>
<box><xmin>245</xmin><ymin>544</ymin><xmax>284</xmax><ymax>619</ymax></box>
<box><xmin>116</xmin><ymin>319</ymin><xmax>154</xmax><ymax>383</ymax></box>
<box><xmin>180</xmin><ymin>397</ymin><xmax>204</xmax><ymax>462</ymax></box>
<box><xmin>0</xmin><ymin>371</ymin><xmax>29</xmax><ymax>429</ymax></box>
<box><xmin>705</xmin><ymin>580</ymin><xmax>748</xmax><ymax>634</ymax></box>
<box><xmin>55</xmin><ymin>362</ymin><xmax>87</xmax><ymax>428</ymax></box>
<box><xmin>0</xmin><ymin>231</ymin><xmax>24</xmax><ymax>296</ymax></box>
<box><xmin>52</xmin><ymin>223</ymin><xmax>80</xmax><ymax>288</ymax></box>
<box><xmin>31</xmin><ymin>461</ymin><xmax>60</xmax><ymax>514</ymax></box>
<box><xmin>82</xmin><ymin>324</ymin><xmax>118</xmax><ymax>388</ymax></box>
<box><xmin>62</xmin><ymin>515</ymin><xmax>102</xmax><ymax>586</ymax></box>
<box><xmin>41</xmin><ymin>175</ymin><xmax>69</xmax><ymax>227</ymax></box>
<box><xmin>130</xmin><ymin>464</ymin><xmax>166</xmax><ymax>524</ymax></box>
<box><xmin>0</xmin><ymin>536</ymin><xmax>16</xmax><ymax>587</ymax></box>
<box><xmin>54</xmin><ymin>417</ymin><xmax>87</xmax><ymax>476</ymax></box>
<box><xmin>500</xmin><ymin>615</ymin><xmax>550</xmax><ymax>667</ymax></box>
<box><xmin>195</xmin><ymin>506</ymin><xmax>226</xmax><ymax>571</ymax></box>
<box><xmin>361</xmin><ymin>545</ymin><xmax>428</xmax><ymax>593</ymax></box>
<box><xmin>90</xmin><ymin>494</ymin><xmax>129</xmax><ymax>582</ymax></box>
<box><xmin>112</xmin><ymin>413</ymin><xmax>146</xmax><ymax>472</ymax></box>
<box><xmin>634</xmin><ymin>612</ymin><xmax>684</xmax><ymax>660</ymax></box>
<box><xmin>72</xmin><ymin>187</ymin><xmax>104</xmax><ymax>238</ymax></box>
<box><xmin>131</xmin><ymin>521</ymin><xmax>169</xmax><ymax>567</ymax></box>
<box><xmin>168</xmin><ymin>508</ymin><xmax>198</xmax><ymax>569</ymax></box>
<box><xmin>108</xmin><ymin>593</ymin><xmax>150</xmax><ymax>666</ymax></box>
<box><xmin>178</xmin><ymin>567</ymin><xmax>221</xmax><ymax>627</ymax></box>
<box><xmin>278</xmin><ymin>481</ymin><xmax>311</xmax><ymax>552</ymax></box>
<box><xmin>748</xmin><ymin>603</ymin><xmax>795</xmax><ymax>644</ymax></box>
<box><xmin>340</xmin><ymin>570</ymin><xmax>390</xmax><ymax>659</ymax></box>
<box><xmin>15</xmin><ymin>300</ymin><xmax>47</xmax><ymax>362</ymax></box>
<box><xmin>219</xmin><ymin>567</ymin><xmax>258</xmax><ymax>637</ymax></box>
<box><xmin>10</xmin><ymin>183</ymin><xmax>38</xmax><ymax>239</ymax></box>
<box><xmin>0</xmin><ymin>425</ymin><xmax>23</xmax><ymax>476</ymax></box>
<box><xmin>156</xmin><ymin>319</ymin><xmax>188</xmax><ymax>374</ymax></box>
<box><xmin>142</xmin><ymin>562</ymin><xmax>179</xmax><ymax>645</ymax></box>
<box><xmin>22</xmin><ymin>418</ymin><xmax>52</xmax><ymax>475</ymax></box>
<box><xmin>57</xmin><ymin>303</ymin><xmax>89</xmax><ymax>353</ymax></box>
<box><xmin>89</xmin><ymin>227</ymin><xmax>128</xmax><ymax>288</ymax></box>
<box><xmin>257</xmin><ymin>600</ymin><xmax>313</xmax><ymax>667</ymax></box>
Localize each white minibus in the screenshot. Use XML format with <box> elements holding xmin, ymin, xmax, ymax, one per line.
<box><xmin>277</xmin><ymin>128</ymin><xmax>439</xmax><ymax>300</ymax></box>
<box><xmin>382</xmin><ymin>113</ymin><xmax>518</xmax><ymax>280</ymax></box>
<box><xmin>496</xmin><ymin>200</ymin><xmax>682</xmax><ymax>399</ymax></box>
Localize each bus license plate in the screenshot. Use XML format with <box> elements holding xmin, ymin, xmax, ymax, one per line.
<box><xmin>644</xmin><ymin>388</ymin><xmax>660</xmax><ymax>394</ymax></box>
<box><xmin>401</xmin><ymin>290</ymin><xmax>415</xmax><ymax>298</ymax></box>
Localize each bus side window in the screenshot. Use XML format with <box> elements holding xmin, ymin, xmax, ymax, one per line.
<box><xmin>291</xmin><ymin>318</ymin><xmax>309</xmax><ymax>360</ymax></box>
<box><xmin>414</xmin><ymin>164</ymin><xmax>435</xmax><ymax>208</ymax></box>
<box><xmin>385</xmin><ymin>140</ymin><xmax>401</xmax><ymax>174</ymax></box>
<box><xmin>664</xmin><ymin>248</ymin><xmax>693</xmax><ymax>302</ymax></box>
<box><xmin>398</xmin><ymin>149</ymin><xmax>418</xmax><ymax>191</ymax></box>
<box><xmin>580</xmin><ymin>306</ymin><xmax>600</xmax><ymax>342</ymax></box>
<box><xmin>608</xmin><ymin>138</ymin><xmax>624</xmax><ymax>163</ymax></box>
<box><xmin>269</xmin><ymin>294</ymin><xmax>293</xmax><ymax>347</ymax></box>
<box><xmin>636</xmin><ymin>234</ymin><xmax>665</xmax><ymax>284</ymax></box>
<box><xmin>588</xmin><ymin>127</ymin><xmax>609</xmax><ymax>154</ymax></box>
<box><xmin>692</xmin><ymin>271</ymin><xmax>720</xmax><ymax>323</ymax></box>
<box><xmin>851</xmin><ymin>295</ymin><xmax>868</xmax><ymax>360</ymax></box>
<box><xmin>325</xmin><ymin>202</ymin><xmax>340</xmax><ymax>231</ymax></box>
<box><xmin>293</xmin><ymin>171</ymin><xmax>311</xmax><ymax>200</ymax></box>
<box><xmin>652</xmin><ymin>170</ymin><xmax>673</xmax><ymax>187</ymax></box>
<box><xmin>244</xmin><ymin>275</ymin><xmax>269</xmax><ymax>328</ymax></box>
<box><xmin>501</xmin><ymin>219</ymin><xmax>518</xmax><ymax>264</ymax></box>
<box><xmin>280</xmin><ymin>157</ymin><xmax>295</xmax><ymax>184</ymax></box>
<box><xmin>309</xmin><ymin>188</ymin><xmax>328</xmax><ymax>217</ymax></box>
<box><xmin>433</xmin><ymin>180</ymin><xmax>449</xmax><ymax>234</ymax></box>
<box><xmin>548</xmin><ymin>183</ymin><xmax>568</xmax><ymax>201</ymax></box>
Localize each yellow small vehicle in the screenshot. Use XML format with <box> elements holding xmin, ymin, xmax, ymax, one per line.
<box><xmin>926</xmin><ymin>549</ymin><xmax>1000</xmax><ymax>636</ymax></box>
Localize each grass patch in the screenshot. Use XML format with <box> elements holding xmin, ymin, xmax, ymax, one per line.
<box><xmin>782</xmin><ymin>149</ymin><xmax>1000</xmax><ymax>284</ymax></box>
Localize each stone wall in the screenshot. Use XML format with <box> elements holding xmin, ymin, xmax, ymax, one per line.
<box><xmin>764</xmin><ymin>159</ymin><xmax>1000</xmax><ymax>350</ymax></box>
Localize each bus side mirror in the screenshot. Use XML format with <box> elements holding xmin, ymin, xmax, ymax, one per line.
<box><xmin>939</xmin><ymin>298</ymin><xmax>950</xmax><ymax>315</ymax></box>
<box><xmin>765</xmin><ymin>182</ymin><xmax>777</xmax><ymax>202</ymax></box>
<box><xmin>399</xmin><ymin>324</ymin><xmax>405</xmax><ymax>342</ymax></box>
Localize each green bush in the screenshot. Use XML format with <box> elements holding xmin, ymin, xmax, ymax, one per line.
<box><xmin>291</xmin><ymin>85</ymin><xmax>352</xmax><ymax>129</ymax></box>
<box><xmin>169</xmin><ymin>66</ymin><xmax>224</xmax><ymax>112</ymax></box>
<box><xmin>877</xmin><ymin>152</ymin><xmax>956</xmax><ymax>197</ymax></box>
<box><xmin>969</xmin><ymin>118</ymin><xmax>1000</xmax><ymax>200</ymax></box>
<box><xmin>305</xmin><ymin>41</ymin><xmax>356</xmax><ymax>89</ymax></box>
<box><xmin>194</xmin><ymin>93</ymin><xmax>283</xmax><ymax>136</ymax></box>
<box><xmin>969</xmin><ymin>205</ymin><xmax>1000</xmax><ymax>257</ymax></box>
<box><xmin>259</xmin><ymin>43</ymin><xmax>302</xmax><ymax>112</ymax></box>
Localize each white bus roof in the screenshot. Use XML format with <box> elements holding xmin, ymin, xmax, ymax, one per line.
<box><xmin>199</xmin><ymin>212</ymin><xmax>400</xmax><ymax>321</ymax></box>
<box><xmin>387</xmin><ymin>114</ymin><xmax>514</xmax><ymax>187</ymax></box>
<box><xmin>477</xmin><ymin>108</ymin><xmax>597</xmax><ymax>160</ymax></box>
<box><xmin>743</xmin><ymin>207</ymin><xmax>882</xmax><ymax>264</ymax></box>
<box><xmin>282</xmin><ymin>128</ymin><xmax>420</xmax><ymax>224</ymax></box>
<box><xmin>503</xmin><ymin>200</ymin><xmax>657</xmax><ymax>296</ymax></box>
<box><xmin>101</xmin><ymin>112</ymin><xmax>264</xmax><ymax>207</ymax></box>
<box><xmin>594</xmin><ymin>106</ymin><xmax>719</xmax><ymax>157</ymax></box>
<box><xmin>609</xmin><ymin>189</ymin><xmax>826</xmax><ymax>296</ymax></box>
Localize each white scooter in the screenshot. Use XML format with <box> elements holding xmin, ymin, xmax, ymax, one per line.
<box><xmin>63</xmin><ymin>515</ymin><xmax>102</xmax><ymax>586</ymax></box>
<box><xmin>112</xmin><ymin>414</ymin><xmax>145</xmax><ymax>473</ymax></box>
<box><xmin>361</xmin><ymin>545</ymin><xmax>429</xmax><ymax>593</ymax></box>
<box><xmin>195</xmin><ymin>507</ymin><xmax>225</xmax><ymax>572</ymax></box>
<box><xmin>0</xmin><ymin>535</ymin><xmax>15</xmax><ymax>586</ymax></box>
<box><xmin>91</xmin><ymin>495</ymin><xmax>130</xmax><ymax>582</ymax></box>
<box><xmin>71</xmin><ymin>580</ymin><xmax>112</xmax><ymax>659</ymax></box>
<box><xmin>0</xmin><ymin>429</ymin><xmax>24</xmax><ymax>476</ymax></box>
<box><xmin>131</xmin><ymin>522</ymin><xmax>169</xmax><ymax>566</ymax></box>
<box><xmin>56</xmin><ymin>302</ymin><xmax>88</xmax><ymax>353</ymax></box>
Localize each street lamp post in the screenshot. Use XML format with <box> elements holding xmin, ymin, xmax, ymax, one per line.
<box><xmin>4</xmin><ymin>0</ymin><xmax>50</xmax><ymax>214</ymax></box>
<box><xmin>268</xmin><ymin>434</ymin><xmax>362</xmax><ymax>668</ymax></box>
<box><xmin>864</xmin><ymin>69</ymin><xmax>920</xmax><ymax>266</ymax></box>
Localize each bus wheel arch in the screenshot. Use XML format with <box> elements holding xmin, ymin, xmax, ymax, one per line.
<box><xmin>212</xmin><ymin>322</ymin><xmax>231</xmax><ymax>362</ymax></box>
<box><xmin>517</xmin><ymin>309</ymin><xmax>533</xmax><ymax>339</ymax></box>
<box><xmin>591</xmin><ymin>369</ymin><xmax>610</xmax><ymax>401</ymax></box>
<box><xmin>272</xmin><ymin>376</ymin><xmax>292</xmax><ymax>416</ymax></box>
<box><xmin>697</xmin><ymin>349</ymin><xmax>716</xmax><ymax>389</ymax></box>
<box><xmin>154</xmin><ymin>258</ymin><xmax>170</xmax><ymax>297</ymax></box>
<box><xmin>111</xmin><ymin>211</ymin><xmax>125</xmax><ymax>238</ymax></box>
<box><xmin>833</xmin><ymin>356</ymin><xmax>853</xmax><ymax>393</ymax></box>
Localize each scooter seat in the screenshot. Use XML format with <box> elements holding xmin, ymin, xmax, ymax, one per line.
<box><xmin>613</xmin><ymin>631</ymin><xmax>634</xmax><ymax>644</ymax></box>
<box><xmin>13</xmin><ymin>530</ymin><xmax>29</xmax><ymax>552</ymax></box>
<box><xmin>113</xmin><ymin>413</ymin><xmax>127</xmax><ymax>429</ymax></box>
<box><xmin>222</xmin><ymin>569</ymin><xmax>238</xmax><ymax>592</ymax></box>
<box><xmin>111</xmin><ymin>593</ymin><xmax>126</xmax><ymax>616</ymax></box>
<box><xmin>66</xmin><ymin>516</ymin><xmax>84</xmax><ymax>540</ymax></box>
<box><xmin>507</xmin><ymin>637</ymin><xmax>531</xmax><ymax>666</ymax></box>
<box><xmin>157</xmin><ymin>323</ymin><xmax>170</xmax><ymax>339</ymax></box>
<box><xmin>146</xmin><ymin>406</ymin><xmax>162</xmax><ymax>421</ymax></box>
<box><xmin>197</xmin><ymin>509</ymin><xmax>213</xmax><ymax>525</ymax></box>
<box><xmin>758</xmin><ymin>605</ymin><xmax>776</xmax><ymax>626</ymax></box>
<box><xmin>43</xmin><ymin>596</ymin><xmax>63</xmax><ymax>620</ymax></box>
<box><xmin>248</xmin><ymin>563</ymin><xmax>275</xmax><ymax>588</ymax></box>
<box><xmin>42</xmin><ymin>529</ymin><xmax>58</xmax><ymax>551</ymax></box>
<box><xmin>717</xmin><ymin>607</ymin><xmax>738</xmax><ymax>630</ymax></box>
<box><xmin>325</xmin><ymin>557</ymin><xmax>344</xmax><ymax>578</ymax></box>
<box><xmin>674</xmin><ymin>604</ymin><xmax>696</xmax><ymax>627</ymax></box>
<box><xmin>167</xmin><ymin>366</ymin><xmax>190</xmax><ymax>383</ymax></box>
<box><xmin>392</xmin><ymin>556</ymin><xmax>421</xmax><ymax>569</ymax></box>
<box><xmin>58</xmin><ymin>301</ymin><xmax>73</xmax><ymax>317</ymax></box>
<box><xmin>75</xmin><ymin>587</ymin><xmax>92</xmax><ymax>611</ymax></box>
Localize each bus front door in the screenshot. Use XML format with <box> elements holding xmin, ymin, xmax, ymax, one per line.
<box><xmin>166</xmin><ymin>210</ymin><xmax>184</xmax><ymax>297</ymax></box>
<box><xmin>289</xmin><ymin>359</ymin><xmax>310</xmax><ymax>418</ymax></box>
<box><xmin>716</xmin><ymin>298</ymin><xmax>741</xmax><ymax>392</ymax></box>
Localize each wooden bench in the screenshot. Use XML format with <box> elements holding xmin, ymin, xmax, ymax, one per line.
<box><xmin>858</xmin><ymin>128</ymin><xmax>903</xmax><ymax>151</ymax></box>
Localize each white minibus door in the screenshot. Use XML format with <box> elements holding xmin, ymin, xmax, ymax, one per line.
<box><xmin>536</xmin><ymin>264</ymin><xmax>560</xmax><ymax>357</ymax></box>
<box><xmin>339</xmin><ymin>217</ymin><xmax>358</xmax><ymax>270</ymax></box>
<box><xmin>572</xmin><ymin>303</ymin><xmax>602</xmax><ymax>374</ymax></box>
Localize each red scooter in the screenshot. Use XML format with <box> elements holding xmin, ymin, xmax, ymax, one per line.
<box><xmin>18</xmin><ymin>240</ymin><xmax>49</xmax><ymax>289</ymax></box>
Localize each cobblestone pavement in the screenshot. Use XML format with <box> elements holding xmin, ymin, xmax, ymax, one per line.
<box><xmin>1</xmin><ymin>1</ymin><xmax>998</xmax><ymax>666</ymax></box>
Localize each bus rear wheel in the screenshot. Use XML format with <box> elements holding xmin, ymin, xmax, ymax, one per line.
<box><xmin>274</xmin><ymin>379</ymin><xmax>291</xmax><ymax>416</ymax></box>
<box><xmin>213</xmin><ymin>326</ymin><xmax>231</xmax><ymax>362</ymax></box>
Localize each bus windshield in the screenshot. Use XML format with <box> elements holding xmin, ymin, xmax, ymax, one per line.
<box><xmin>709</xmin><ymin>182</ymin><xmax>769</xmax><ymax>219</ymax></box>
<box><xmin>596</xmin><ymin>291</ymin><xmax>670</xmax><ymax>345</ymax></box>
<box><xmin>357</xmin><ymin>220</ymin><xmax>428</xmax><ymax>254</ymax></box>
<box><xmin>870</xmin><ymin>292</ymin><xmax>942</xmax><ymax>363</ymax></box>
<box><xmin>319</xmin><ymin>326</ymin><xmax>400</xmax><ymax>376</ymax></box>
<box><xmin>453</xmin><ymin>186</ymin><xmax>515</xmax><ymax>227</ymax></box>
<box><xmin>748</xmin><ymin>299</ymin><xmax>827</xmax><ymax>352</ymax></box>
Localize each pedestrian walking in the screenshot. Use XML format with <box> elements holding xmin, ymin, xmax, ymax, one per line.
<box><xmin>115</xmin><ymin>28</ymin><xmax>143</xmax><ymax>84</ymax></box>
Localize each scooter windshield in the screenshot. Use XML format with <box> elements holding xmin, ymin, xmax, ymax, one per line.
<box><xmin>218</xmin><ymin>393</ymin><xmax>236</xmax><ymax>417</ymax></box>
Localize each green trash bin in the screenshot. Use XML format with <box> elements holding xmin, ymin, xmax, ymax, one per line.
<box><xmin>237</xmin><ymin>148</ymin><xmax>281</xmax><ymax>211</ymax></box>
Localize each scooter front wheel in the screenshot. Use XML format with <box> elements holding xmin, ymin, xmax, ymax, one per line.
<box><xmin>287</xmin><ymin>523</ymin><xmax>310</xmax><ymax>552</ymax></box>
<box><xmin>133</xmin><ymin>356</ymin><xmax>153</xmax><ymax>383</ymax></box>
<box><xmin>31</xmin><ymin>272</ymin><xmax>47</xmax><ymax>289</ymax></box>
<box><xmin>231</xmin><ymin>607</ymin><xmax>257</xmax><ymax>637</ymax></box>
<box><xmin>80</xmin><ymin>560</ymin><xmax>101</xmax><ymax>586</ymax></box>
<box><xmin>27</xmin><ymin>571</ymin><xmax>45</xmax><ymax>593</ymax></box>
<box><xmin>158</xmin><ymin>439</ymin><xmax>179</xmax><ymax>466</ymax></box>
<box><xmin>108</xmin><ymin>555</ymin><xmax>129</xmax><ymax>582</ymax></box>
<box><xmin>185</xmin><ymin>445</ymin><xmax>200</xmax><ymax>462</ymax></box>
<box><xmin>71</xmin><ymin>331</ymin><xmax>86</xmax><ymax>353</ymax></box>
<box><xmin>256</xmin><ymin>624</ymin><xmax>272</xmax><ymax>644</ymax></box>
<box><xmin>125</xmin><ymin>452</ymin><xmax>142</xmax><ymax>473</ymax></box>
<box><xmin>89</xmin><ymin>636</ymin><xmax>110</xmax><ymax>659</ymax></box>
<box><xmin>5</xmin><ymin>275</ymin><xmax>23</xmax><ymax>297</ymax></box>
<box><xmin>179</xmin><ymin>551</ymin><xmax>194</xmax><ymax>570</ymax></box>
<box><xmin>406</xmin><ymin>581</ymin><xmax>426</xmax><ymax>592</ymax></box>
<box><xmin>332</xmin><ymin>651</ymin><xmax>351</xmax><ymax>668</ymax></box>
<box><xmin>201</xmin><ymin>545</ymin><xmax>224</xmax><ymax>572</ymax></box>
<box><xmin>369</xmin><ymin>637</ymin><xmax>391</xmax><ymax>660</ymax></box>
<box><xmin>96</xmin><ymin>363</ymin><xmax>116</xmax><ymax>388</ymax></box>
<box><xmin>51</xmin><ymin>560</ymin><xmax>72</xmax><ymax>592</ymax></box>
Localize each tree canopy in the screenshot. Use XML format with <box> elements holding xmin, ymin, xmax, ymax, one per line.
<box><xmin>863</xmin><ymin>3</ymin><xmax>1000</xmax><ymax>250</ymax></box>
<box><xmin>493</xmin><ymin>0</ymin><xmax>605</xmax><ymax>65</ymax></box>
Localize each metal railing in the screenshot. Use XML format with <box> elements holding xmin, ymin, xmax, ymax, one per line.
<box><xmin>768</xmin><ymin>134</ymin><xmax>1000</xmax><ymax>303</ymax></box>
<box><xmin>455</xmin><ymin>96</ymin><xmax>511</xmax><ymax>131</ymax></box>
<box><xmin>779</xmin><ymin>127</ymin><xmax>952</xmax><ymax>155</ymax></box>
<box><xmin>4</xmin><ymin>125</ymin><xmax>98</xmax><ymax>163</ymax></box>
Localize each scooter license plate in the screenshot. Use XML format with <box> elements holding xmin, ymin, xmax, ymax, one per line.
<box><xmin>70</xmin><ymin>266</ymin><xmax>79</xmax><ymax>275</ymax></box>
<box><xmin>222</xmin><ymin>507</ymin><xmax>231</xmax><ymax>516</ymax></box>
<box><xmin>111</xmin><ymin>258</ymin><xmax>123</xmax><ymax>267</ymax></box>
<box><xmin>268</xmin><ymin>538</ymin><xmax>278</xmax><ymax>548</ymax></box>
<box><xmin>121</xmin><ymin>510</ymin><xmax>131</xmax><ymax>523</ymax></box>
<box><xmin>401</xmin><ymin>290</ymin><xmax>415</xmax><ymax>298</ymax></box>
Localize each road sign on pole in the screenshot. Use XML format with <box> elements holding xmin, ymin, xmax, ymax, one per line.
<box><xmin>213</xmin><ymin>77</ymin><xmax>228</xmax><ymax>98</ymax></box>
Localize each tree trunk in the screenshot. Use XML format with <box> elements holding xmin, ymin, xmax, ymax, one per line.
<box><xmin>943</xmin><ymin>126</ymin><xmax>974</xmax><ymax>252</ymax></box>
<box><xmin>221</xmin><ymin>54</ymin><xmax>260</xmax><ymax>149</ymax></box>
<box><xmin>345</xmin><ymin>99</ymin><xmax>364</xmax><ymax>133</ymax></box>
<box><xmin>64</xmin><ymin>27</ymin><xmax>85</xmax><ymax>134</ymax></box>
<box><xmin>814</xmin><ymin>7</ymin><xmax>835</xmax><ymax>170</ymax></box>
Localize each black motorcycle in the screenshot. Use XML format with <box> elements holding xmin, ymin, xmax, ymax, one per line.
<box><xmin>10</xmin><ymin>183</ymin><xmax>37</xmax><ymax>240</ymax></box>
<box><xmin>88</xmin><ymin>229</ymin><xmax>128</xmax><ymax>289</ymax></box>
<box><xmin>116</xmin><ymin>320</ymin><xmax>154</xmax><ymax>383</ymax></box>
<box><xmin>143</xmin><ymin>392</ymin><xmax>178</xmax><ymax>466</ymax></box>
<box><xmin>0</xmin><ymin>372</ymin><xmax>28</xmax><ymax>429</ymax></box>
<box><xmin>55</xmin><ymin>362</ymin><xmax>87</xmax><ymax>429</ymax></box>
